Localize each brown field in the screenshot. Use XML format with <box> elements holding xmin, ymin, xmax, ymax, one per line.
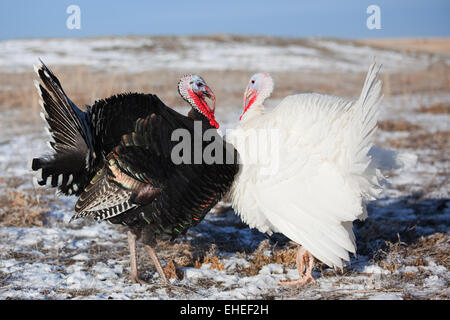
<box><xmin>1</xmin><ymin>63</ymin><xmax>449</xmax><ymax>117</ymax></box>
<box><xmin>358</xmin><ymin>38</ymin><xmax>450</xmax><ymax>54</ymax></box>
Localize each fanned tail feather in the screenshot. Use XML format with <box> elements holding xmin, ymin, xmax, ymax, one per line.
<box><xmin>31</xmin><ymin>59</ymin><xmax>94</xmax><ymax>196</ymax></box>
<box><xmin>350</xmin><ymin>61</ymin><xmax>384</xmax><ymax>202</ymax></box>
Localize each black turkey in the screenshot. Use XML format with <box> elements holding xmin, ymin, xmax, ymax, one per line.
<box><xmin>31</xmin><ymin>60</ymin><xmax>238</xmax><ymax>284</ymax></box>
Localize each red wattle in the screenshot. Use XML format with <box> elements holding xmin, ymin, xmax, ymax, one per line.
<box><xmin>210</xmin><ymin>119</ymin><xmax>219</xmax><ymax>129</ymax></box>
<box><xmin>188</xmin><ymin>89</ymin><xmax>219</xmax><ymax>129</ymax></box>
<box><xmin>240</xmin><ymin>94</ymin><xmax>257</xmax><ymax>120</ymax></box>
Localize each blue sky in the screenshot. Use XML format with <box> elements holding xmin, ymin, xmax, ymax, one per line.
<box><xmin>0</xmin><ymin>0</ymin><xmax>449</xmax><ymax>40</ymax></box>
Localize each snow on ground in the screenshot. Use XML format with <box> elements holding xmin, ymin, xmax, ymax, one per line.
<box><xmin>0</xmin><ymin>36</ymin><xmax>448</xmax><ymax>300</ymax></box>
<box><xmin>0</xmin><ymin>93</ymin><xmax>448</xmax><ymax>300</ymax></box>
<box><xmin>0</xmin><ymin>35</ymin><xmax>443</xmax><ymax>74</ymax></box>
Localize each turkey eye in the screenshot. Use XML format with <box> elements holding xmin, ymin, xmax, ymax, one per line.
<box><xmin>251</xmin><ymin>80</ymin><xmax>255</xmax><ymax>84</ymax></box>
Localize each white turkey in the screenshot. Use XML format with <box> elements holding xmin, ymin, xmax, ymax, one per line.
<box><xmin>226</xmin><ymin>62</ymin><xmax>416</xmax><ymax>286</ymax></box>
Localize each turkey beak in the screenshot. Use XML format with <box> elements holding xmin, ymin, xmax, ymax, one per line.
<box><xmin>203</xmin><ymin>85</ymin><xmax>216</xmax><ymax>113</ymax></box>
<box><xmin>243</xmin><ymin>87</ymin><xmax>255</xmax><ymax>109</ymax></box>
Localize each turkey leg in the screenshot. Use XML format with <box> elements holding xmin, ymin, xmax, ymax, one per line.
<box><xmin>279</xmin><ymin>246</ymin><xmax>316</xmax><ymax>286</ymax></box>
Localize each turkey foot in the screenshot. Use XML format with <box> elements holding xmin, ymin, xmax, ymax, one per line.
<box><xmin>279</xmin><ymin>246</ymin><xmax>316</xmax><ymax>286</ymax></box>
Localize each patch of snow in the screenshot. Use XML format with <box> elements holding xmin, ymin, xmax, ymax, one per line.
<box><xmin>259</xmin><ymin>263</ymin><xmax>284</xmax><ymax>275</ymax></box>
<box><xmin>368</xmin><ymin>293</ymin><xmax>403</xmax><ymax>300</ymax></box>
<box><xmin>0</xmin><ymin>36</ymin><xmax>438</xmax><ymax>73</ymax></box>
<box><xmin>362</xmin><ymin>265</ymin><xmax>391</xmax><ymax>275</ymax></box>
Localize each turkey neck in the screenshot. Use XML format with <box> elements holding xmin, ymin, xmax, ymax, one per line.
<box><xmin>241</xmin><ymin>103</ymin><xmax>264</xmax><ymax>123</ymax></box>
<box><xmin>188</xmin><ymin>108</ymin><xmax>213</xmax><ymax>127</ymax></box>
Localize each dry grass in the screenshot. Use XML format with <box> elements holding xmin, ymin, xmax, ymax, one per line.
<box><xmin>0</xmin><ymin>175</ymin><xmax>52</xmax><ymax>227</ymax></box>
<box><xmin>196</xmin><ymin>255</ymin><xmax>225</xmax><ymax>271</ymax></box>
<box><xmin>150</xmin><ymin>236</ymin><xmax>298</xmax><ymax>277</ymax></box>
<box><xmin>417</xmin><ymin>102</ymin><xmax>450</xmax><ymax>114</ymax></box>
<box><xmin>178</xmin><ymin>239</ymin><xmax>299</xmax><ymax>276</ymax></box>
<box><xmin>238</xmin><ymin>240</ymin><xmax>298</xmax><ymax>276</ymax></box>
<box><xmin>193</xmin><ymin>244</ymin><xmax>225</xmax><ymax>271</ymax></box>
<box><xmin>378</xmin><ymin>119</ymin><xmax>422</xmax><ymax>132</ymax></box>
<box><xmin>0</xmin><ymin>189</ymin><xmax>49</xmax><ymax>227</ymax></box>
<box><xmin>377</xmin><ymin>233</ymin><xmax>449</xmax><ymax>271</ymax></box>
<box><xmin>163</xmin><ymin>260</ymin><xmax>184</xmax><ymax>280</ymax></box>
<box><xmin>387</xmin><ymin>130</ymin><xmax>450</xmax><ymax>151</ymax></box>
<box><xmin>357</xmin><ymin>38</ymin><xmax>450</xmax><ymax>54</ymax></box>
<box><xmin>1</xmin><ymin>61</ymin><xmax>449</xmax><ymax>115</ymax></box>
